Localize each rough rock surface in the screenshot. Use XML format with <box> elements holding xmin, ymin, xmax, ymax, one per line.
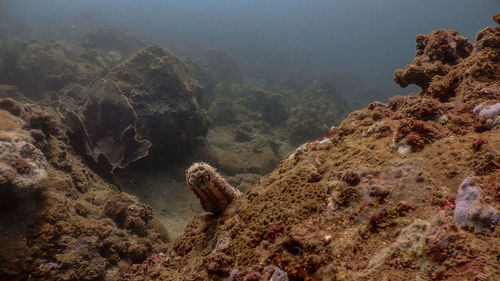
<box><xmin>122</xmin><ymin>20</ymin><xmax>500</xmax><ymax>281</ymax></box>
<box><xmin>57</xmin><ymin>79</ymin><xmax>151</xmax><ymax>175</ymax></box>
<box><xmin>105</xmin><ymin>44</ymin><xmax>210</xmax><ymax>166</ymax></box>
<box><xmin>0</xmin><ymin>98</ymin><xmax>168</xmax><ymax>280</ymax></box>
<box><xmin>81</xmin><ymin>28</ymin><xmax>147</xmax><ymax>66</ymax></box>
<box><xmin>394</xmin><ymin>30</ymin><xmax>473</xmax><ymax>92</ymax></box>
<box><xmin>286</xmin><ymin>94</ymin><xmax>344</xmax><ymax>145</ymax></box>
<box><xmin>454</xmin><ymin>177</ymin><xmax>499</xmax><ymax>232</ymax></box>
<box><xmin>203</xmin><ymin>48</ymin><xmax>243</xmax><ymax>83</ymax></box>
<box><xmin>14</xmin><ymin>40</ymin><xmax>106</xmax><ymax>98</ymax></box>
<box><xmin>205</xmin><ymin>83</ymin><xmax>344</xmax><ymax>179</ymax></box>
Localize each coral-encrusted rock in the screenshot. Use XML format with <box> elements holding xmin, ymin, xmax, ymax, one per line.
<box><xmin>122</xmin><ymin>16</ymin><xmax>500</xmax><ymax>281</ymax></box>
<box><xmin>106</xmin><ymin>44</ymin><xmax>210</xmax><ymax>165</ymax></box>
<box><xmin>0</xmin><ymin>108</ymin><xmax>47</xmax><ymax>214</ymax></box>
<box><xmin>394</xmin><ymin>30</ymin><xmax>473</xmax><ymax>91</ymax></box>
<box><xmin>0</xmin><ymin>98</ymin><xmax>168</xmax><ymax>280</ymax></box>
<box><xmin>0</xmin><ymin>111</ymin><xmax>47</xmax><ymax>188</ymax></box>
<box><xmin>186</xmin><ymin>162</ymin><xmax>242</xmax><ymax>214</ymax></box>
<box><xmin>104</xmin><ymin>193</ymin><xmax>154</xmax><ymax>237</ymax></box>
<box><xmin>494</xmin><ymin>13</ymin><xmax>500</xmax><ymax>25</ymax></box>
<box><xmin>393</xmin><ymin>119</ymin><xmax>449</xmax><ymax>150</ymax></box>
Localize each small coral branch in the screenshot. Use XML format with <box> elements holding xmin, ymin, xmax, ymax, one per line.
<box><xmin>186</xmin><ymin>162</ymin><xmax>242</xmax><ymax>214</ymax></box>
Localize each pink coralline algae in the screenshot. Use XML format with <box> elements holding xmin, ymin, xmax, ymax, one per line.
<box><xmin>453</xmin><ymin>177</ymin><xmax>499</xmax><ymax>232</ymax></box>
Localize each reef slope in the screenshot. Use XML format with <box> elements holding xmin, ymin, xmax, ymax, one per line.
<box><xmin>123</xmin><ymin>19</ymin><xmax>500</xmax><ymax>281</ymax></box>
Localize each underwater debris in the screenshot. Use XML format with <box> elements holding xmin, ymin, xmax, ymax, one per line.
<box><xmin>186</xmin><ymin>162</ymin><xmax>242</xmax><ymax>214</ymax></box>
<box><xmin>453</xmin><ymin>177</ymin><xmax>500</xmax><ymax>232</ymax></box>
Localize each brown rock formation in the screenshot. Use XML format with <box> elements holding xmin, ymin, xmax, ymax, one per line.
<box><xmin>123</xmin><ymin>17</ymin><xmax>500</xmax><ymax>281</ymax></box>
<box><xmin>394</xmin><ymin>30</ymin><xmax>473</xmax><ymax>92</ymax></box>
<box><xmin>105</xmin><ymin>44</ymin><xmax>210</xmax><ymax>166</ymax></box>
<box><xmin>15</xmin><ymin>40</ymin><xmax>106</xmax><ymax>98</ymax></box>
<box><xmin>58</xmin><ymin>79</ymin><xmax>151</xmax><ymax>175</ymax></box>
<box><xmin>0</xmin><ymin>98</ymin><xmax>168</xmax><ymax>280</ymax></box>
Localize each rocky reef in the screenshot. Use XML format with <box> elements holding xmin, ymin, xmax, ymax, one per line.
<box><xmin>52</xmin><ymin>44</ymin><xmax>211</xmax><ymax>174</ymax></box>
<box><xmin>104</xmin><ymin>44</ymin><xmax>210</xmax><ymax>166</ymax></box>
<box><xmin>57</xmin><ymin>79</ymin><xmax>152</xmax><ymax>176</ymax></box>
<box><xmin>81</xmin><ymin>28</ymin><xmax>147</xmax><ymax>67</ymax></box>
<box><xmin>0</xmin><ymin>9</ymin><xmax>498</xmax><ymax>281</ymax></box>
<box><xmin>0</xmin><ymin>98</ymin><xmax>168</xmax><ymax>280</ymax></box>
<box><xmin>122</xmin><ymin>17</ymin><xmax>499</xmax><ymax>281</ymax></box>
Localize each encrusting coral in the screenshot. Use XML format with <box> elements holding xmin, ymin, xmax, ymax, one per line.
<box><xmin>186</xmin><ymin>162</ymin><xmax>242</xmax><ymax>214</ymax></box>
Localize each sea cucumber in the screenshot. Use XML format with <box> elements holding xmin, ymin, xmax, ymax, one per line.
<box><xmin>186</xmin><ymin>162</ymin><xmax>242</xmax><ymax>214</ymax></box>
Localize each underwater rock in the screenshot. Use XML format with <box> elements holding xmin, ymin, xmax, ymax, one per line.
<box><xmin>106</xmin><ymin>44</ymin><xmax>210</xmax><ymax>165</ymax></box>
<box><xmin>120</xmin><ymin>16</ymin><xmax>500</xmax><ymax>281</ymax></box>
<box><xmin>0</xmin><ymin>84</ymin><xmax>29</xmax><ymax>102</ymax></box>
<box><xmin>453</xmin><ymin>177</ymin><xmax>499</xmax><ymax>232</ymax></box>
<box><xmin>393</xmin><ymin>119</ymin><xmax>448</xmax><ymax>151</ymax></box>
<box><xmin>394</xmin><ymin>30</ymin><xmax>472</xmax><ymax>91</ymax></box>
<box><xmin>203</xmin><ymin>48</ymin><xmax>243</xmax><ymax>83</ymax></box>
<box><xmin>185</xmin><ymin>58</ymin><xmax>217</xmax><ymax>109</ymax></box>
<box><xmin>286</xmin><ymin>95</ymin><xmax>342</xmax><ymax>145</ymax></box>
<box><xmin>341</xmin><ymin>170</ymin><xmax>360</xmax><ymax>186</ymax></box>
<box><xmin>0</xmin><ymin>108</ymin><xmax>47</xmax><ymax>213</ymax></box>
<box><xmin>15</xmin><ymin>40</ymin><xmax>105</xmax><ymax>98</ymax></box>
<box><xmin>494</xmin><ymin>13</ymin><xmax>500</xmax><ymax>25</ymax></box>
<box><xmin>363</xmin><ymin>219</ymin><xmax>431</xmax><ymax>275</ymax></box>
<box><xmin>186</xmin><ymin>162</ymin><xmax>242</xmax><ymax>214</ymax></box>
<box><xmin>239</xmin><ymin>87</ymin><xmax>289</xmax><ymax>126</ymax></box>
<box><xmin>208</xmin><ymin>100</ymin><xmax>239</xmax><ymax>126</ymax></box>
<box><xmin>59</xmin><ymin>79</ymin><xmax>151</xmax><ymax>175</ymax></box>
<box><xmin>103</xmin><ymin>193</ymin><xmax>154</xmax><ymax>237</ymax></box>
<box><xmin>82</xmin><ymin>28</ymin><xmax>147</xmax><ymax>64</ymax></box>
<box><xmin>423</xmin><ymin>224</ymin><xmax>455</xmax><ymax>263</ymax></box>
<box><xmin>0</xmin><ymin>98</ymin><xmax>168</xmax><ymax>280</ymax></box>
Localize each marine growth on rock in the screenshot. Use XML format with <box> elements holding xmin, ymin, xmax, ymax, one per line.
<box><xmin>453</xmin><ymin>177</ymin><xmax>499</xmax><ymax>232</ymax></box>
